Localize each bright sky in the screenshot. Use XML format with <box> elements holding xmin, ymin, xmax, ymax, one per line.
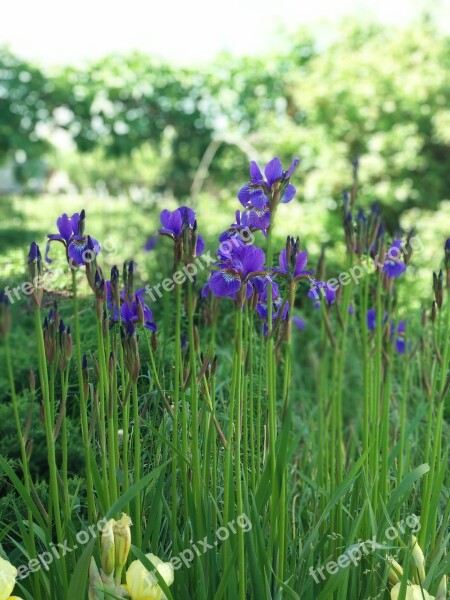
<box><xmin>1</xmin><ymin>0</ymin><xmax>448</xmax><ymax>66</ymax></box>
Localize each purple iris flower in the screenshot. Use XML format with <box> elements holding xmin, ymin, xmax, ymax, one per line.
<box><xmin>159</xmin><ymin>206</ymin><xmax>204</xmax><ymax>256</ymax></box>
<box><xmin>144</xmin><ymin>235</ymin><xmax>158</xmax><ymax>251</ymax></box>
<box><xmin>238</xmin><ymin>157</ymin><xmax>300</xmax><ymax>209</ymax></box>
<box><xmin>46</xmin><ymin>210</ymin><xmax>100</xmax><ymax>266</ymax></box>
<box><xmin>367</xmin><ymin>308</ymin><xmax>390</xmax><ymax>332</ymax></box>
<box><xmin>367</xmin><ymin>308</ymin><xmax>377</xmax><ymax>331</ymax></box>
<box><xmin>208</xmin><ymin>244</ymin><xmax>266</xmax><ymax>300</ymax></box>
<box><xmin>273</xmin><ymin>248</ymin><xmax>312</xmax><ymax>282</ymax></box>
<box><xmin>383</xmin><ymin>239</ymin><xmax>406</xmax><ymax>278</ymax></box>
<box><xmin>109</xmin><ymin>288</ymin><xmax>156</xmax><ymax>332</ymax></box>
<box><xmin>390</xmin><ymin>320</ymin><xmax>407</xmax><ymax>354</ymax></box>
<box><xmin>240</xmin><ymin>205</ymin><xmax>271</xmax><ymax>236</ymax></box>
<box><xmin>308</xmin><ymin>280</ymin><xmax>337</xmax><ymax>307</ymax></box>
<box><xmin>253</xmin><ymin>275</ymin><xmax>281</xmax><ymax>319</ymax></box>
<box><xmin>292</xmin><ymin>316</ymin><xmax>305</xmax><ymax>330</ymax></box>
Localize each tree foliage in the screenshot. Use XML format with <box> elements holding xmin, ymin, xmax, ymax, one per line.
<box><xmin>1</xmin><ymin>20</ymin><xmax>449</xmax><ymax>217</ymax></box>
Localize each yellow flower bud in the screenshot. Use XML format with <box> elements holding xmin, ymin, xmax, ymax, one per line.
<box><xmin>388</xmin><ymin>557</ymin><xmax>404</xmax><ymax>586</ymax></box>
<box><xmin>391</xmin><ymin>583</ymin><xmax>434</xmax><ymax>600</ymax></box>
<box><xmin>126</xmin><ymin>553</ymin><xmax>174</xmax><ymax>600</ymax></box>
<box><xmin>101</xmin><ymin>519</ymin><xmax>116</xmax><ymax>578</ymax></box>
<box><xmin>411</xmin><ymin>536</ymin><xmax>426</xmax><ymax>584</ymax></box>
<box><xmin>0</xmin><ymin>556</ymin><xmax>17</xmax><ymax>600</ymax></box>
<box><xmin>113</xmin><ymin>513</ymin><xmax>132</xmax><ymax>584</ymax></box>
<box><xmin>436</xmin><ymin>575</ymin><xmax>447</xmax><ymax>600</ymax></box>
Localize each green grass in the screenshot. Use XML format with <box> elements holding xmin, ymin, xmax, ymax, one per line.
<box><xmin>0</xmin><ymin>191</ymin><xmax>449</xmax><ymax>600</ymax></box>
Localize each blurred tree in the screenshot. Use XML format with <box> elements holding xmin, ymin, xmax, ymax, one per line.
<box><xmin>1</xmin><ymin>20</ymin><xmax>449</xmax><ymax>223</ymax></box>
<box><xmin>0</xmin><ymin>48</ymin><xmax>52</xmax><ymax>177</ymax></box>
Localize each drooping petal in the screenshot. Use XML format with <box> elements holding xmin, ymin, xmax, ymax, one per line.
<box><xmin>252</xmin><ymin>275</ymin><xmax>279</xmax><ymax>300</ymax></box>
<box><xmin>241</xmin><ymin>205</ymin><xmax>271</xmax><ymax>233</ymax></box>
<box><xmin>144</xmin><ymin>235</ymin><xmax>158</xmax><ymax>251</ymax></box>
<box><xmin>209</xmin><ymin>269</ymin><xmax>241</xmax><ymax>298</ymax></box>
<box><xmin>383</xmin><ymin>260</ymin><xmax>406</xmax><ymax>278</ymax></box>
<box><xmin>195</xmin><ymin>235</ymin><xmax>205</xmax><ymax>256</ymax></box>
<box><xmin>264</xmin><ymin>157</ymin><xmax>283</xmax><ymax>187</ymax></box>
<box><xmin>395</xmin><ymin>338</ymin><xmax>406</xmax><ymax>354</ymax></box>
<box><xmin>292</xmin><ymin>316</ymin><xmax>305</xmax><ymax>330</ymax></box>
<box><xmin>238</xmin><ymin>184</ymin><xmax>268</xmax><ymax>210</ymax></box>
<box><xmin>45</xmin><ymin>241</ymin><xmax>54</xmax><ymax>264</ymax></box>
<box><xmin>280</xmin><ymin>183</ymin><xmax>296</xmax><ymax>203</ymax></box>
<box><xmin>67</xmin><ymin>236</ymin><xmax>100</xmax><ymax>266</ymax></box>
<box><xmin>201</xmin><ymin>282</ymin><xmax>210</xmax><ymax>298</ymax></box>
<box><xmin>367</xmin><ymin>308</ymin><xmax>377</xmax><ymax>331</ymax></box>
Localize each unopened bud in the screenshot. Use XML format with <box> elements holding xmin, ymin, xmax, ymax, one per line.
<box><xmin>387</xmin><ymin>557</ymin><xmax>404</xmax><ymax>586</ymax></box>
<box><xmin>113</xmin><ymin>513</ymin><xmax>132</xmax><ymax>584</ymax></box>
<box><xmin>28</xmin><ymin>242</ymin><xmax>43</xmax><ymax>308</ymax></box>
<box><xmin>436</xmin><ymin>574</ymin><xmax>447</xmax><ymax>600</ymax></box>
<box><xmin>433</xmin><ymin>270</ymin><xmax>443</xmax><ymax>309</ymax></box>
<box><xmin>101</xmin><ymin>519</ymin><xmax>115</xmax><ymax>577</ymax></box>
<box><xmin>0</xmin><ymin>291</ymin><xmax>11</xmax><ymax>337</ymax></box>
<box><xmin>411</xmin><ymin>535</ymin><xmax>426</xmax><ymax>584</ymax></box>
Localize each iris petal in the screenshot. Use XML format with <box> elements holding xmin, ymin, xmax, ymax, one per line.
<box><xmin>209</xmin><ymin>270</ymin><xmax>241</xmax><ymax>297</ymax></box>
<box><xmin>264</xmin><ymin>157</ymin><xmax>283</xmax><ymax>187</ymax></box>
<box><xmin>281</xmin><ymin>183</ymin><xmax>296</xmax><ymax>204</ymax></box>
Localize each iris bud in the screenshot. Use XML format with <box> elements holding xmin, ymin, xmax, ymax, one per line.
<box><xmin>28</xmin><ymin>242</ymin><xmax>43</xmax><ymax>308</ymax></box>
<box><xmin>78</xmin><ymin>209</ymin><xmax>86</xmax><ymax>235</ymax></box>
<box><xmin>113</xmin><ymin>513</ymin><xmax>132</xmax><ymax>584</ymax></box>
<box><xmin>433</xmin><ymin>270</ymin><xmax>443</xmax><ymax>309</ymax></box>
<box><xmin>387</xmin><ymin>557</ymin><xmax>403</xmax><ymax>586</ymax></box>
<box><xmin>436</xmin><ymin>574</ymin><xmax>447</xmax><ymax>600</ymax></box>
<box><xmin>411</xmin><ymin>535</ymin><xmax>426</xmax><ymax>584</ymax></box>
<box><xmin>0</xmin><ymin>291</ymin><xmax>11</xmax><ymax>337</ymax></box>
<box><xmin>101</xmin><ymin>519</ymin><xmax>115</xmax><ymax>579</ymax></box>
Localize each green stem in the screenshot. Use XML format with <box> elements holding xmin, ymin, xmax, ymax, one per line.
<box><xmin>72</xmin><ymin>270</ymin><xmax>95</xmax><ymax>522</ymax></box>
<box><xmin>5</xmin><ymin>335</ymin><xmax>42</xmax><ymax>600</ymax></box>
<box><xmin>132</xmin><ymin>381</ymin><xmax>142</xmax><ymax>547</ymax></box>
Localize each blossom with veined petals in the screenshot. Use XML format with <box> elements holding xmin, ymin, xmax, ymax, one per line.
<box><xmin>46</xmin><ymin>210</ymin><xmax>100</xmax><ymax>266</ymax></box>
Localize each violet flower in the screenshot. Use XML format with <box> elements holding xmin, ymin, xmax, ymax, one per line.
<box><xmin>273</xmin><ymin>238</ymin><xmax>312</xmax><ymax>283</ymax></box>
<box><xmin>208</xmin><ymin>244</ymin><xmax>266</xmax><ymax>304</ymax></box>
<box><xmin>383</xmin><ymin>239</ymin><xmax>406</xmax><ymax>279</ymax></box>
<box><xmin>46</xmin><ymin>210</ymin><xmax>100</xmax><ymax>266</ymax></box>
<box><xmin>159</xmin><ymin>206</ymin><xmax>204</xmax><ymax>259</ymax></box>
<box><xmin>308</xmin><ymin>279</ymin><xmax>337</xmax><ymax>307</ymax></box>
<box><xmin>238</xmin><ymin>157</ymin><xmax>299</xmax><ymax>210</ymax></box>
